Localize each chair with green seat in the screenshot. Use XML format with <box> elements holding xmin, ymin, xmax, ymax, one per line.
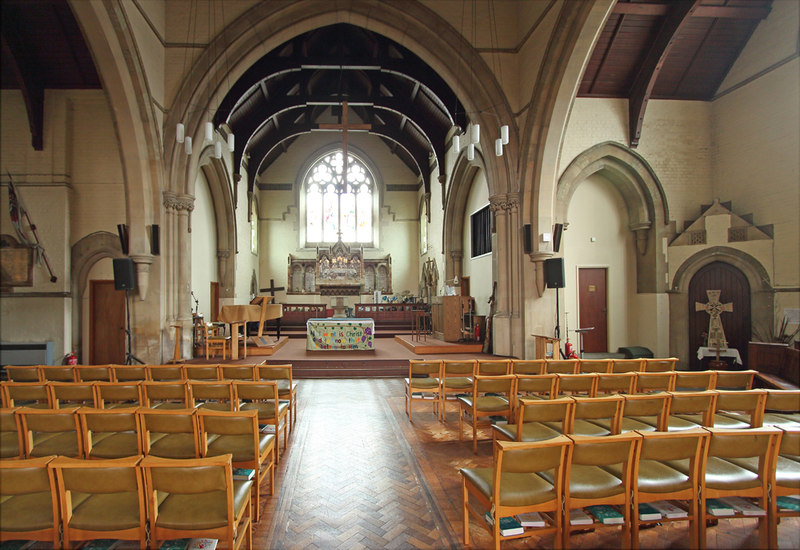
<box><xmin>761</xmin><ymin>390</ymin><xmax>800</xmax><ymax>428</ymax></box>
<box><xmin>642</xmin><ymin>357</ymin><xmax>678</xmax><ymax>372</ymax></box>
<box><xmin>579</xmin><ymin>359</ymin><xmax>612</xmax><ymax>374</ymax></box>
<box><xmin>460</xmin><ymin>436</ymin><xmax>572</xmax><ymax>550</ymax></box>
<box><xmin>634</xmin><ymin>371</ymin><xmax>675</xmax><ymax>393</ymax></box>
<box><xmin>17</xmin><ymin>406</ymin><xmax>82</xmax><ymax>458</ymax></box>
<box><xmin>111</xmin><ymin>364</ymin><xmax>148</xmax><ymax>382</ymax></box>
<box><xmin>0</xmin><ymin>455</ymin><xmax>60</xmax><ymax>548</ymax></box>
<box><xmin>5</xmin><ymin>365</ymin><xmax>42</xmax><ymax>382</ymax></box>
<box><xmin>40</xmin><ymin>365</ymin><xmax>77</xmax><ymax>382</ymax></box>
<box><xmin>50</xmin><ymin>455</ymin><xmax>147</xmax><ymax>548</ymax></box>
<box><xmin>257</xmin><ymin>364</ymin><xmax>297</xmax><ymax>432</ymax></box>
<box><xmin>96</xmin><ymin>381</ymin><xmax>143</xmax><ymax>408</ymax></box>
<box><xmin>405</xmin><ymin>359</ymin><xmax>442</xmax><ymax>422</ymax></box>
<box><xmin>189</xmin><ymin>380</ymin><xmax>236</xmax><ymax>411</ymax></box>
<box><xmin>440</xmin><ymin>359</ymin><xmax>476</xmax><ymax>422</ymax></box>
<box><xmin>198</xmin><ymin>408</ymin><xmax>275</xmax><ymax>523</ymax></box>
<box><xmin>77</xmin><ymin>406</ymin><xmax>143</xmax><ymax>459</ymax></box>
<box><xmin>672</xmin><ymin>370</ymin><xmax>717</xmax><ymax>392</ymax></box>
<box><xmin>234</xmin><ymin>380</ymin><xmax>289</xmax><ymax>462</ymax></box>
<box><xmin>544</xmin><ymin>359</ymin><xmax>579</xmax><ymax>374</ymax></box>
<box><xmin>147</xmin><ymin>364</ymin><xmax>184</xmax><ymax>382</ymax></box>
<box><xmin>666</xmin><ymin>390</ymin><xmax>718</xmax><ymax>431</ymax></box>
<box><xmin>459</xmin><ymin>374</ymin><xmax>515</xmax><ymax>454</ymax></box>
<box><xmin>477</xmin><ymin>359</ymin><xmax>511</xmax><ymax>375</ymax></box>
<box><xmin>50</xmin><ymin>381</ymin><xmax>99</xmax><ymax>408</ymax></box>
<box><xmin>561</xmin><ymin>432</ymin><xmax>640</xmax><ymax>548</ymax></box>
<box><xmin>611</xmin><ymin>358</ymin><xmax>644</xmax><ymax>373</ymax></box>
<box><xmin>142</xmin><ymin>454</ymin><xmax>252</xmax><ymax>550</ymax></box>
<box><xmin>699</xmin><ymin>427</ymin><xmax>781</xmax><ymax>548</ymax></box>
<box><xmin>714</xmin><ymin>369</ymin><xmax>757</xmax><ymax>391</ymax></box>
<box><xmin>631</xmin><ymin>429</ymin><xmax>708</xmax><ymax>549</ymax></box>
<box><xmin>1</xmin><ymin>407</ymin><xmax>24</xmax><ymax>458</ymax></box>
<box><xmin>712</xmin><ymin>389</ymin><xmax>767</xmax><ymax>429</ymax></box>
<box><xmin>142</xmin><ymin>380</ymin><xmax>191</xmax><ymax>409</ymax></box>
<box><xmin>617</xmin><ymin>393</ymin><xmax>671</xmax><ymax>432</ymax></box>
<box><xmin>184</xmin><ymin>364</ymin><xmax>221</xmax><ymax>381</ymax></box>
<box><xmin>139</xmin><ymin>407</ymin><xmax>200</xmax><ymax>459</ymax></box>
<box><xmin>492</xmin><ymin>397</ymin><xmax>573</xmax><ymax>444</ymax></box>
<box><xmin>1</xmin><ymin>381</ymin><xmax>54</xmax><ymax>408</ymax></box>
<box><xmin>595</xmin><ymin>372</ymin><xmax>636</xmax><ymax>396</ymax></box>
<box><xmin>563</xmin><ymin>395</ymin><xmax>623</xmax><ymax>437</ymax></box>
<box><xmin>555</xmin><ymin>373</ymin><xmax>597</xmax><ymax>398</ymax></box>
<box><xmin>510</xmin><ymin>359</ymin><xmax>545</xmax><ymax>375</ymax></box>
<box><xmin>221</xmin><ymin>364</ymin><xmax>258</xmax><ymax>381</ymax></box>
<box><xmin>74</xmin><ymin>365</ymin><xmax>114</xmax><ymax>382</ymax></box>
<box><xmin>768</xmin><ymin>428</ymin><xmax>800</xmax><ymax>548</ymax></box>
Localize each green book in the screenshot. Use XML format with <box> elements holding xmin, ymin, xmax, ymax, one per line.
<box><xmin>638</xmin><ymin>503</ymin><xmax>662</xmax><ymax>521</ymax></box>
<box><xmin>776</xmin><ymin>496</ymin><xmax>800</xmax><ymax>511</ymax></box>
<box><xmin>160</xmin><ymin>540</ymin><xmax>190</xmax><ymax>550</ymax></box>
<box><xmin>484</xmin><ymin>512</ymin><xmax>524</xmax><ymax>536</ymax></box>
<box><xmin>586</xmin><ymin>504</ymin><xmax>624</xmax><ymax>525</ymax></box>
<box><xmin>706</xmin><ymin>498</ymin><xmax>735</xmax><ymax>517</ymax></box>
<box><xmin>232</xmin><ymin>468</ymin><xmax>255</xmax><ymax>480</ymax></box>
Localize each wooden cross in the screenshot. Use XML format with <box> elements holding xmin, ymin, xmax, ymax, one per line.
<box><xmin>260</xmin><ymin>279</ymin><xmax>285</xmax><ymax>296</ymax></box>
<box><xmin>317</xmin><ymin>101</ymin><xmax>371</xmax><ymax>190</ymax></box>
<box><xmin>695</xmin><ymin>289</ymin><xmax>733</xmax><ymax>349</ymax></box>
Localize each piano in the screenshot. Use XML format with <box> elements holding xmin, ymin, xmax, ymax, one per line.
<box><xmin>218</xmin><ymin>296</ymin><xmax>283</xmax><ymax>359</ymax></box>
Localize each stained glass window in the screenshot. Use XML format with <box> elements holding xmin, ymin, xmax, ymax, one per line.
<box><xmin>305</xmin><ymin>151</ymin><xmax>374</xmax><ymax>245</ymax></box>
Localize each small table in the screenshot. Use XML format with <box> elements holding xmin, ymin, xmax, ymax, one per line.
<box><xmin>306</xmin><ymin>318</ymin><xmax>375</xmax><ymax>351</ymax></box>
<box><xmin>697</xmin><ymin>346</ymin><xmax>742</xmax><ymax>365</ymax></box>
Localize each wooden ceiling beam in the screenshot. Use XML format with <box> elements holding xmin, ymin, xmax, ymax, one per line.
<box><xmin>613</xmin><ymin>2</ymin><xmax>770</xmax><ymax>19</ymax></box>
<box><xmin>628</xmin><ymin>0</ymin><xmax>701</xmax><ymax>147</ymax></box>
<box><xmin>1</xmin><ymin>33</ymin><xmax>44</xmax><ymax>150</ymax></box>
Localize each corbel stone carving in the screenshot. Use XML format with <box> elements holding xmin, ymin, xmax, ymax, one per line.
<box><xmin>630</xmin><ymin>222</ymin><xmax>651</xmax><ymax>256</ymax></box>
<box><xmin>129</xmin><ymin>253</ymin><xmax>154</xmax><ymax>301</ymax></box>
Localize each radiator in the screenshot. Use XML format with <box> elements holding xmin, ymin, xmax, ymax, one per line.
<box><xmin>0</xmin><ymin>341</ymin><xmax>54</xmax><ymax>366</ymax></box>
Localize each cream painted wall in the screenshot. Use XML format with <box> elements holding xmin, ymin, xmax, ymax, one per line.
<box><xmin>124</xmin><ymin>1</ymin><xmax>165</xmax><ymax>132</ymax></box>
<box><xmin>563</xmin><ymin>174</ymin><xmax>639</xmax><ymax>354</ymax></box>
<box><xmin>190</xmin><ymin>171</ymin><xmax>218</xmax><ymax>319</ymax></box>
<box><xmin>462</xmin><ymin>172</ymin><xmax>492</xmax><ymax>317</ymax></box>
<box><xmin>234</xmin><ymin>167</ymin><xmax>259</xmax><ymax>305</ymax></box>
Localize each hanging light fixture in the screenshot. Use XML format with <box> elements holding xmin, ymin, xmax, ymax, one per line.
<box><xmin>452</xmin><ymin>132</ymin><xmax>460</xmax><ymax>153</ymax></box>
<box><xmin>467</xmin><ymin>143</ymin><xmax>475</xmax><ymax>161</ymax></box>
<box><xmin>471</xmin><ymin>123</ymin><xmax>480</xmax><ymax>144</ymax></box>
<box><xmin>495</xmin><ymin>138</ymin><xmax>503</xmax><ymax>157</ymax></box>
<box><xmin>500</xmin><ymin>124</ymin><xmax>509</xmax><ymax>145</ymax></box>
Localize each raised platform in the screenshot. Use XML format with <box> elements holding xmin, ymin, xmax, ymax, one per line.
<box><xmin>394</xmin><ymin>334</ymin><xmax>484</xmax><ymax>355</ymax></box>
<box><xmin>239</xmin><ymin>336</ymin><xmax>289</xmax><ymax>356</ymax></box>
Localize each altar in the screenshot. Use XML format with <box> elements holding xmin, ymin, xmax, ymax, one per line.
<box><xmin>306</xmin><ymin>318</ymin><xmax>375</xmax><ymax>351</ymax></box>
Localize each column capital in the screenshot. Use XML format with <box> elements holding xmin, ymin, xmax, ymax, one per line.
<box><xmin>489</xmin><ymin>193</ymin><xmax>520</xmax><ymax>213</ymax></box>
<box><xmin>163</xmin><ymin>191</ymin><xmax>195</xmax><ymax>212</ymax></box>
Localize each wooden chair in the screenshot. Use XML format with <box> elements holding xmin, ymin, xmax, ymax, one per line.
<box><xmin>205</xmin><ymin>322</ymin><xmax>231</xmax><ymax>360</ymax></box>
<box><xmin>5</xmin><ymin>365</ymin><xmax>42</xmax><ymax>382</ymax></box>
<box><xmin>631</xmin><ymin>429</ymin><xmax>708</xmax><ymax>548</ymax></box>
<box><xmin>440</xmin><ymin>360</ymin><xmax>476</xmax><ymax>422</ymax></box>
<box><xmin>142</xmin><ymin>380</ymin><xmax>191</xmax><ymax>409</ymax></box>
<box><xmin>235</xmin><ymin>380</ymin><xmax>289</xmax><ymax>462</ymax></box>
<box><xmin>642</xmin><ymin>357</ymin><xmax>678</xmax><ymax>372</ymax></box>
<box><xmin>74</xmin><ymin>365</ymin><xmax>114</xmax><ymax>382</ymax></box>
<box><xmin>561</xmin><ymin>432</ymin><xmax>640</xmax><ymax>548</ymax></box>
<box><xmin>17</xmin><ymin>406</ymin><xmax>83</xmax><ymax>458</ymax></box>
<box><xmin>768</xmin><ymin>427</ymin><xmax>800</xmax><ymax>548</ymax></box>
<box><xmin>579</xmin><ymin>359</ymin><xmax>612</xmax><ymax>374</ymax></box>
<box><xmin>221</xmin><ymin>364</ymin><xmax>258</xmax><ymax>381</ymax></box>
<box><xmin>142</xmin><ymin>454</ymin><xmax>252</xmax><ymax>550</ymax></box>
<box><xmin>198</xmin><ymin>408</ymin><xmax>275</xmax><ymax>523</ymax></box>
<box><xmin>51</xmin><ymin>455</ymin><xmax>147</xmax><ymax>548</ymax></box>
<box><xmin>0</xmin><ymin>455</ymin><xmax>60</xmax><ymax>548</ymax></box>
<box><xmin>513</xmin><ymin>374</ymin><xmax>558</xmax><ymax>405</ymax></box>
<box><xmin>184</xmin><ymin>364</ymin><xmax>221</xmax><ymax>381</ymax></box>
<box><xmin>78</xmin><ymin>406</ymin><xmax>143</xmax><ymax>459</ymax></box>
<box><xmin>405</xmin><ymin>359</ymin><xmax>442</xmax><ymax>422</ymax></box>
<box><xmin>111</xmin><ymin>365</ymin><xmax>148</xmax><ymax>382</ymax></box>
<box><xmin>714</xmin><ymin>369</ymin><xmax>757</xmax><ymax>391</ymax></box>
<box><xmin>476</xmin><ymin>359</ymin><xmax>511</xmax><ymax>375</ymax></box>
<box><xmin>544</xmin><ymin>359</ymin><xmax>579</xmax><ymax>374</ymax></box>
<box><xmin>458</xmin><ymin>374</ymin><xmax>514</xmax><ymax>453</ymax></box>
<box><xmin>595</xmin><ymin>372</ymin><xmax>636</xmax><ymax>396</ymax></box>
<box><xmin>147</xmin><ymin>364</ymin><xmax>184</xmax><ymax>381</ymax></box>
<box><xmin>139</xmin><ymin>408</ymin><xmax>200</xmax><ymax>459</ymax></box>
<box><xmin>556</xmin><ymin>373</ymin><xmax>597</xmax><ymax>398</ymax></box>
<box><xmin>564</xmin><ymin>395</ymin><xmax>624</xmax><ymax>437</ymax></box>
<box><xmin>40</xmin><ymin>365</ymin><xmax>77</xmax><ymax>382</ymax></box>
<box><xmin>666</xmin><ymin>391</ymin><xmax>718</xmax><ymax>432</ymax></box>
<box><xmin>189</xmin><ymin>380</ymin><xmax>237</xmax><ymax>411</ymax></box>
<box><xmin>50</xmin><ymin>381</ymin><xmax>98</xmax><ymax>408</ymax></box>
<box><xmin>509</xmin><ymin>359</ymin><xmax>545</xmax><ymax>375</ymax></box>
<box><xmin>95</xmin><ymin>381</ymin><xmax>143</xmax><ymax>408</ymax></box>
<box><xmin>258</xmin><ymin>364</ymin><xmax>297</xmax><ymax>432</ymax></box>
<box><xmin>673</xmin><ymin>370</ymin><xmax>717</xmax><ymax>392</ymax></box>
<box><xmin>1</xmin><ymin>381</ymin><xmax>53</xmax><ymax>408</ymax></box>
<box><xmin>634</xmin><ymin>371</ymin><xmax>675</xmax><ymax>394</ymax></box>
<box><xmin>611</xmin><ymin>358</ymin><xmax>645</xmax><ymax>373</ymax></box>
<box><xmin>761</xmin><ymin>390</ymin><xmax>800</xmax><ymax>428</ymax></box>
<box><xmin>492</xmin><ymin>397</ymin><xmax>573</xmax><ymax>443</ymax></box>
<box><xmin>1</xmin><ymin>407</ymin><xmax>24</xmax><ymax>458</ymax></box>
<box><xmin>699</xmin><ymin>427</ymin><xmax>781</xmax><ymax>548</ymax></box>
<box><xmin>712</xmin><ymin>389</ymin><xmax>767</xmax><ymax>429</ymax></box>
<box><xmin>619</xmin><ymin>393</ymin><xmax>671</xmax><ymax>432</ymax></box>
<box><xmin>460</xmin><ymin>436</ymin><xmax>572</xmax><ymax>549</ymax></box>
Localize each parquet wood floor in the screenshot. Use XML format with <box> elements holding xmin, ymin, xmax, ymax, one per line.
<box><xmin>257</xmin><ymin>378</ymin><xmax>800</xmax><ymax>549</ymax></box>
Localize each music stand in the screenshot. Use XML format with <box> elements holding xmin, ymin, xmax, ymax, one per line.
<box><xmin>123</xmin><ymin>289</ymin><xmax>145</xmax><ymax>365</ymax></box>
<box><xmin>573</xmin><ymin>327</ymin><xmax>594</xmax><ymax>359</ymax></box>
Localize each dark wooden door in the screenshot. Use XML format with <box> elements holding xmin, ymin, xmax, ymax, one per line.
<box><xmin>578</xmin><ymin>268</ymin><xmax>608</xmax><ymax>353</ymax></box>
<box><xmin>460</xmin><ymin>276</ymin><xmax>470</xmax><ymax>298</ymax></box>
<box><xmin>689</xmin><ymin>261</ymin><xmax>750</xmax><ymax>370</ymax></box>
<box><xmin>90</xmin><ymin>280</ymin><xmax>126</xmax><ymax>364</ymax></box>
<box><xmin>210</xmin><ymin>281</ymin><xmax>220</xmax><ymax>322</ymax></box>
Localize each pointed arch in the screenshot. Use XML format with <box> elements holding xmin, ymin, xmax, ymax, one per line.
<box><xmin>197</xmin><ymin>150</ymin><xmax>236</xmax><ymax>299</ymax></box>
<box><xmin>444</xmin><ymin>148</ymin><xmax>488</xmax><ymax>282</ymax></box>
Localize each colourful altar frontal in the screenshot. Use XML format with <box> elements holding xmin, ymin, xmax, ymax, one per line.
<box><xmin>306</xmin><ymin>318</ymin><xmax>375</xmax><ymax>351</ymax></box>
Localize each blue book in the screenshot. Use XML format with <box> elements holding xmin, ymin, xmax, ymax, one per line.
<box><xmin>586</xmin><ymin>504</ymin><xmax>624</xmax><ymax>525</ymax></box>
<box><xmin>233</xmin><ymin>468</ymin><xmax>255</xmax><ymax>480</ymax></box>
<box><xmin>484</xmin><ymin>512</ymin><xmax>524</xmax><ymax>536</ymax></box>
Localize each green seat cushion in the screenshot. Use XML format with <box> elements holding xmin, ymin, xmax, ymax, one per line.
<box><xmin>207</xmin><ymin>434</ymin><xmax>256</xmax><ymax>462</ymax></box>
<box><xmin>667</xmin><ymin>415</ymin><xmax>705</xmax><ymax>431</ymax></box>
<box><xmin>0</xmin><ymin>492</ymin><xmax>54</xmax><ymax>531</ymax></box>
<box><xmin>762</xmin><ymin>413</ymin><xmax>800</xmax><ymax>428</ymax></box>
<box><xmin>775</xmin><ymin>455</ymin><xmax>800</xmax><ymax>489</ymax></box>
<box><xmin>0</xmin><ymin>432</ymin><xmax>20</xmax><ymax>458</ymax></box>
<box><xmin>460</xmin><ymin>467</ymin><xmax>557</xmax><ymax>507</ymax></box>
<box><xmin>493</xmin><ymin>422</ymin><xmax>561</xmax><ymax>442</ymax></box>
<box><xmin>70</xmin><ymin>492</ymin><xmax>142</xmax><ymax>530</ymax></box>
<box><xmin>635</xmin><ymin>460</ymin><xmax>692</xmax><ymax>493</ymax></box>
<box><xmin>149</xmin><ymin>434</ymin><xmax>197</xmax><ymax>459</ymax></box>
<box><xmin>89</xmin><ymin>433</ymin><xmax>140</xmax><ymax>459</ymax></box>
<box><xmin>157</xmin><ymin>491</ymin><xmax>229</xmax><ymax>530</ymax></box>
<box><xmin>443</xmin><ymin>377</ymin><xmax>472</xmax><ymax>390</ymax></box>
<box><xmin>31</xmin><ymin>432</ymin><xmax>80</xmax><ymax>457</ymax></box>
<box><xmin>713</xmin><ymin>412</ymin><xmax>753</xmax><ymax>429</ymax></box>
<box><xmin>240</xmin><ymin>402</ymin><xmax>289</xmax><ymax>419</ymax></box>
<box><xmin>567</xmin><ymin>464</ymin><xmax>624</xmax><ymax>499</ymax></box>
<box><xmin>457</xmin><ymin>396</ymin><xmax>509</xmax><ymax>412</ymax></box>
<box><xmin>704</xmin><ymin>457</ymin><xmax>761</xmax><ymax>490</ymax></box>
<box><xmin>406</xmin><ymin>377</ymin><xmax>439</xmax><ymax>390</ymax></box>
<box><xmin>567</xmin><ymin>419</ymin><xmax>612</xmax><ymax>437</ymax></box>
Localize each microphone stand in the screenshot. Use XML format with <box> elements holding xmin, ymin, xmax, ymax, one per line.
<box><xmin>123</xmin><ymin>288</ymin><xmax>144</xmax><ymax>365</ymax></box>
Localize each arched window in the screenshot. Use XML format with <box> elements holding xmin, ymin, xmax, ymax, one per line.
<box><xmin>305</xmin><ymin>151</ymin><xmax>373</xmax><ymax>245</ymax></box>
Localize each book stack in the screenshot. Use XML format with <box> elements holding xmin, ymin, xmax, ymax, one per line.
<box><xmin>719</xmin><ymin>496</ymin><xmax>766</xmax><ymax>517</ymax></box>
<box><xmin>586</xmin><ymin>505</ymin><xmax>624</xmax><ymax>525</ymax></box>
<box><xmin>638</xmin><ymin>503</ymin><xmax>662</xmax><ymax>521</ymax></box>
<box><xmin>649</xmin><ymin>501</ymin><xmax>688</xmax><ymax>519</ymax></box>
<box><xmin>705</xmin><ymin>498</ymin><xmax>735</xmax><ymax>517</ymax></box>
<box><xmin>484</xmin><ymin>512</ymin><xmax>524</xmax><ymax>536</ymax></box>
<box><xmin>569</xmin><ymin>508</ymin><xmax>594</xmax><ymax>526</ymax></box>
<box><xmin>233</xmin><ymin>468</ymin><xmax>255</xmax><ymax>480</ymax></box>
<box><xmin>516</xmin><ymin>512</ymin><xmax>546</xmax><ymax>528</ymax></box>
<box><xmin>776</xmin><ymin>496</ymin><xmax>800</xmax><ymax>511</ymax></box>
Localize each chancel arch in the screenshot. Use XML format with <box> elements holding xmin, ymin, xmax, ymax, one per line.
<box><xmin>197</xmin><ymin>153</ymin><xmax>236</xmax><ymax>300</ymax></box>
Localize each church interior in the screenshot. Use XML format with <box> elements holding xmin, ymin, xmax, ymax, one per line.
<box><xmin>1</xmin><ymin>1</ymin><xmax>798</xmax><ymax>548</ymax></box>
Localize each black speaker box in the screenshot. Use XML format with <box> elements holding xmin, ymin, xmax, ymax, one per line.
<box><xmin>150</xmin><ymin>224</ymin><xmax>160</xmax><ymax>255</ymax></box>
<box><xmin>544</xmin><ymin>257</ymin><xmax>565</xmax><ymax>289</ymax></box>
<box><xmin>117</xmin><ymin>224</ymin><xmax>129</xmax><ymax>255</ymax></box>
<box><xmin>113</xmin><ymin>258</ymin><xmax>136</xmax><ymax>290</ymax></box>
<box><xmin>553</xmin><ymin>223</ymin><xmax>564</xmax><ymax>253</ymax></box>
<box><xmin>523</xmin><ymin>224</ymin><xmax>532</xmax><ymax>254</ymax></box>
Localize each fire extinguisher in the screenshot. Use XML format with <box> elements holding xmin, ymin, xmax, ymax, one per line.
<box><xmin>564</xmin><ymin>339</ymin><xmax>578</xmax><ymax>360</ymax></box>
<box><xmin>65</xmin><ymin>352</ymin><xmax>78</xmax><ymax>365</ymax></box>
<box><xmin>475</xmin><ymin>322</ymin><xmax>480</xmax><ymax>342</ymax></box>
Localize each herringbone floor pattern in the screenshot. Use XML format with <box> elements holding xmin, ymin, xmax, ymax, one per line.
<box><xmin>256</xmin><ymin>378</ymin><xmax>800</xmax><ymax>549</ymax></box>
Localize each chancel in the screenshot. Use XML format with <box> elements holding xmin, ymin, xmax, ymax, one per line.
<box><xmin>0</xmin><ymin>1</ymin><xmax>798</xmax><ymax>549</ymax></box>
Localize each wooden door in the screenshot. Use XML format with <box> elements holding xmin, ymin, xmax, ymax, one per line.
<box><xmin>689</xmin><ymin>261</ymin><xmax>750</xmax><ymax>370</ymax></box>
<box><xmin>90</xmin><ymin>280</ymin><xmax>126</xmax><ymax>364</ymax></box>
<box><xmin>460</xmin><ymin>276</ymin><xmax>470</xmax><ymax>298</ymax></box>
<box><xmin>210</xmin><ymin>281</ymin><xmax>220</xmax><ymax>322</ymax></box>
<box><xmin>578</xmin><ymin>268</ymin><xmax>608</xmax><ymax>353</ymax></box>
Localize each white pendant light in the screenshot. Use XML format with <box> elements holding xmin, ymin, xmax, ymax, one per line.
<box><xmin>500</xmin><ymin>125</ymin><xmax>509</xmax><ymax>145</ymax></box>
<box><xmin>204</xmin><ymin>122</ymin><xmax>214</xmax><ymax>144</ymax></box>
<box><xmin>467</xmin><ymin>143</ymin><xmax>475</xmax><ymax>161</ymax></box>
<box><xmin>471</xmin><ymin>123</ymin><xmax>480</xmax><ymax>144</ymax></box>
<box><xmin>176</xmin><ymin>123</ymin><xmax>185</xmax><ymax>144</ymax></box>
<box><xmin>214</xmin><ymin>140</ymin><xmax>222</xmax><ymax>159</ymax></box>
<box><xmin>184</xmin><ymin>136</ymin><xmax>193</xmax><ymax>155</ymax></box>
<box><xmin>227</xmin><ymin>133</ymin><xmax>235</xmax><ymax>153</ymax></box>
<box><xmin>452</xmin><ymin>134</ymin><xmax>460</xmax><ymax>153</ymax></box>
<box><xmin>495</xmin><ymin>138</ymin><xmax>503</xmax><ymax>157</ymax></box>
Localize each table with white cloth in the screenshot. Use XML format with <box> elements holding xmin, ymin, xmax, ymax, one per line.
<box><xmin>697</xmin><ymin>346</ymin><xmax>742</xmax><ymax>365</ymax></box>
<box><xmin>306</xmin><ymin>318</ymin><xmax>375</xmax><ymax>351</ymax></box>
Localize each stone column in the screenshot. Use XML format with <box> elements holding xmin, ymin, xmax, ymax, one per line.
<box><xmin>163</xmin><ymin>191</ymin><xmax>194</xmax><ymax>358</ymax></box>
<box><xmin>489</xmin><ymin>194</ymin><xmax>514</xmax><ymax>356</ymax></box>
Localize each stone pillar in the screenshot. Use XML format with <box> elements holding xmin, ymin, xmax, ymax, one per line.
<box><xmin>163</xmin><ymin>191</ymin><xmax>195</xmax><ymax>358</ymax></box>
<box><xmin>489</xmin><ymin>194</ymin><xmax>519</xmax><ymax>357</ymax></box>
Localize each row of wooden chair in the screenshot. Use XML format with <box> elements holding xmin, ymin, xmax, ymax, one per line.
<box><xmin>405</xmin><ymin>357</ymin><xmax>678</xmax><ymax>378</ymax></box>
<box><xmin>0</xmin><ymin>454</ymin><xmax>252</xmax><ymax>549</ymax></box>
<box><xmin>4</xmin><ymin>363</ymin><xmax>298</xmax><ymax>430</ymax></box>
<box><xmin>1</xmin><ymin>406</ymin><xmax>275</xmax><ymax>524</ymax></box>
<box><xmin>0</xmin><ymin>380</ymin><xmax>291</xmax><ymax>462</ymax></box>
<box><xmin>462</xmin><ymin>426</ymin><xmax>799</xmax><ymax>550</ymax></box>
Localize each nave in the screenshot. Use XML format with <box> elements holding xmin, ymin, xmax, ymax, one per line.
<box><xmin>257</xmin><ymin>378</ymin><xmax>800</xmax><ymax>549</ymax></box>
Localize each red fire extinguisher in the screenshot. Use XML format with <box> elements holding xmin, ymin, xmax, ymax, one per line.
<box><xmin>564</xmin><ymin>339</ymin><xmax>578</xmax><ymax>360</ymax></box>
<box><xmin>65</xmin><ymin>352</ymin><xmax>78</xmax><ymax>365</ymax></box>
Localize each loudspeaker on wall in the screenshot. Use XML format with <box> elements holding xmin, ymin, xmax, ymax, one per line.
<box><xmin>150</xmin><ymin>224</ymin><xmax>160</xmax><ymax>255</ymax></box>
<box><xmin>523</xmin><ymin>224</ymin><xmax>532</xmax><ymax>254</ymax></box>
<box><xmin>117</xmin><ymin>224</ymin><xmax>129</xmax><ymax>255</ymax></box>
<box><xmin>113</xmin><ymin>258</ymin><xmax>136</xmax><ymax>291</ymax></box>
<box><xmin>553</xmin><ymin>223</ymin><xmax>564</xmax><ymax>253</ymax></box>
<box><xmin>544</xmin><ymin>257</ymin><xmax>565</xmax><ymax>289</ymax></box>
